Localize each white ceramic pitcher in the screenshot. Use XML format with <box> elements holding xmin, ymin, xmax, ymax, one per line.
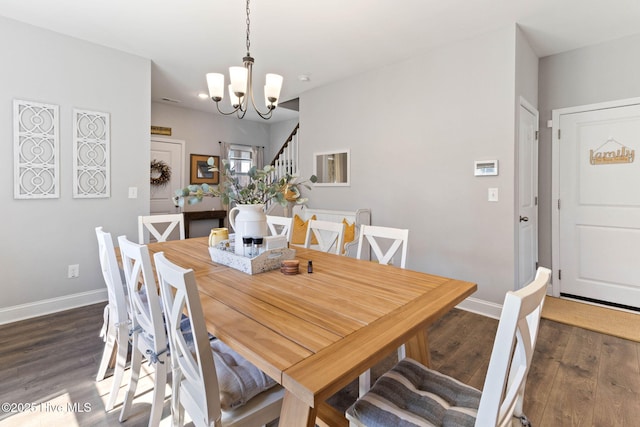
<box><xmin>228</xmin><ymin>204</ymin><xmax>268</xmax><ymax>255</ymax></box>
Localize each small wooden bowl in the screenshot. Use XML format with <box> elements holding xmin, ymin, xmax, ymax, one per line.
<box><xmin>281</xmin><ymin>260</ymin><xmax>300</xmax><ymax>275</ymax></box>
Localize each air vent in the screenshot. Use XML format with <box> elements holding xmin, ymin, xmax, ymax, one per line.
<box><xmin>161</xmin><ymin>97</ymin><xmax>181</xmax><ymax>103</ymax></box>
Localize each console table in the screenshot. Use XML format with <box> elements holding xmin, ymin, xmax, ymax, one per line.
<box><xmin>182</xmin><ymin>210</ymin><xmax>226</xmax><ymax>238</ymax></box>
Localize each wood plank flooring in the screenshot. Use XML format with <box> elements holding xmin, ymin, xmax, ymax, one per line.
<box><xmin>1</xmin><ymin>302</ymin><xmax>639</xmax><ymax>426</ymax></box>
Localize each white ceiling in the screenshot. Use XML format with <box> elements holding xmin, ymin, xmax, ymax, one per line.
<box><xmin>2</xmin><ymin>0</ymin><xmax>640</xmax><ymax>122</ymax></box>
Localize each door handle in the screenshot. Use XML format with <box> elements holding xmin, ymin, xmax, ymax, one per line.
<box><xmin>519</xmin><ymin>216</ymin><xmax>529</xmax><ymax>222</ymax></box>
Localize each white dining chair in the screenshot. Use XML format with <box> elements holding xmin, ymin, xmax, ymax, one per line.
<box><xmin>117</xmin><ymin>235</ymin><xmax>168</xmax><ymax>427</ymax></box>
<box><xmin>95</xmin><ymin>227</ymin><xmax>130</xmax><ymax>411</ymax></box>
<box><xmin>356</xmin><ymin>224</ymin><xmax>409</xmax><ymax>268</ymax></box>
<box><xmin>138</xmin><ymin>213</ymin><xmax>185</xmax><ymax>244</ymax></box>
<box><xmin>154</xmin><ymin>252</ymin><xmax>284</xmax><ymax>427</ymax></box>
<box><xmin>304</xmin><ymin>219</ymin><xmax>345</xmax><ymax>255</ymax></box>
<box><xmin>355</xmin><ymin>224</ymin><xmax>410</xmax><ymax>396</ymax></box>
<box><xmin>266</xmin><ymin>214</ymin><xmax>293</xmax><ymax>242</ymax></box>
<box><xmin>346</xmin><ymin>267</ymin><xmax>552</xmax><ymax>427</ymax></box>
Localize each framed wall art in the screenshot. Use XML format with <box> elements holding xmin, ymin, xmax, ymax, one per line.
<box><xmin>73</xmin><ymin>109</ymin><xmax>110</xmax><ymax>198</ymax></box>
<box><xmin>13</xmin><ymin>99</ymin><xmax>60</xmax><ymax>199</ymax></box>
<box><xmin>190</xmin><ymin>154</ymin><xmax>219</xmax><ymax>184</ymax></box>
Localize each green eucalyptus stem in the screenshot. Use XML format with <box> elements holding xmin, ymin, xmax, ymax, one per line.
<box><xmin>174</xmin><ymin>157</ymin><xmax>317</xmax><ymax>208</ymax></box>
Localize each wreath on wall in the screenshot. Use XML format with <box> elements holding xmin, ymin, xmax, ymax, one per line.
<box><xmin>150</xmin><ymin>159</ymin><xmax>172</xmax><ymax>186</ymax></box>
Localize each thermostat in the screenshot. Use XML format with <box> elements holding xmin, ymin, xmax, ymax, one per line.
<box><xmin>474</xmin><ymin>160</ymin><xmax>498</xmax><ymax>176</ymax></box>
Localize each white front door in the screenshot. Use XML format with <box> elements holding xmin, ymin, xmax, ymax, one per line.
<box><xmin>150</xmin><ymin>137</ymin><xmax>184</xmax><ymax>215</ymax></box>
<box><xmin>518</xmin><ymin>99</ymin><xmax>539</xmax><ymax>289</ymax></box>
<box><xmin>553</xmin><ymin>99</ymin><xmax>640</xmax><ymax>309</ymax></box>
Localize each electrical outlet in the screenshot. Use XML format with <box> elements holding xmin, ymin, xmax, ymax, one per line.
<box><xmin>68</xmin><ymin>264</ymin><xmax>80</xmax><ymax>278</ymax></box>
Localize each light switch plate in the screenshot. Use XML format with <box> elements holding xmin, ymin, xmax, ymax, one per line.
<box><xmin>488</xmin><ymin>188</ymin><xmax>499</xmax><ymax>202</ymax></box>
<box><xmin>128</xmin><ymin>187</ymin><xmax>138</xmax><ymax>198</ymax></box>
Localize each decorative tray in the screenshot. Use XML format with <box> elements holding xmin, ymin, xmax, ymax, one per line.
<box><xmin>208</xmin><ymin>243</ymin><xmax>296</xmax><ymax>275</ymax></box>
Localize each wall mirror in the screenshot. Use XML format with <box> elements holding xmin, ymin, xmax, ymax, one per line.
<box><xmin>313</xmin><ymin>150</ymin><xmax>350</xmax><ymax>186</ymax></box>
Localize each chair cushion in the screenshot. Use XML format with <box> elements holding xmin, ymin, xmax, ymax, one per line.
<box><xmin>342</xmin><ymin>218</ymin><xmax>355</xmax><ymax>253</ymax></box>
<box><xmin>291</xmin><ymin>214</ymin><xmax>318</xmax><ymax>245</ymax></box>
<box><xmin>346</xmin><ymin>358</ymin><xmax>481</xmax><ymax>427</ymax></box>
<box><xmin>211</xmin><ymin>339</ymin><xmax>278</xmax><ymax>410</ymax></box>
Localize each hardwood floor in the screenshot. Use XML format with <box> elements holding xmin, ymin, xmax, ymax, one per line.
<box><xmin>1</xmin><ymin>302</ymin><xmax>638</xmax><ymax>426</ymax></box>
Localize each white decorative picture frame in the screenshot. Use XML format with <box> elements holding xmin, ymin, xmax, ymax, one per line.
<box><xmin>13</xmin><ymin>100</ymin><xmax>60</xmax><ymax>199</ymax></box>
<box><xmin>73</xmin><ymin>109</ymin><xmax>110</xmax><ymax>198</ymax></box>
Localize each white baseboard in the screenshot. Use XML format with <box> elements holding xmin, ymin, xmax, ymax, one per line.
<box><xmin>0</xmin><ymin>289</ymin><xmax>108</xmax><ymax>325</ymax></box>
<box><xmin>456</xmin><ymin>287</ymin><xmax>556</xmax><ymax>319</ymax></box>
<box><xmin>456</xmin><ymin>296</ymin><xmax>503</xmax><ymax>319</ymax></box>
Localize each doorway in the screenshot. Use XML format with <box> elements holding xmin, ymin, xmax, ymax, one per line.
<box><xmin>552</xmin><ymin>98</ymin><xmax>640</xmax><ymax>310</ymax></box>
<box><xmin>517</xmin><ymin>98</ymin><xmax>539</xmax><ymax>289</ymax></box>
<box><xmin>150</xmin><ymin>137</ymin><xmax>185</xmax><ymax>215</ymax></box>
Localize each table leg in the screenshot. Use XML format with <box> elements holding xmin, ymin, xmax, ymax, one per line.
<box><xmin>404</xmin><ymin>326</ymin><xmax>431</xmax><ymax>367</ymax></box>
<box><xmin>279</xmin><ymin>390</ymin><xmax>317</xmax><ymax>427</ymax></box>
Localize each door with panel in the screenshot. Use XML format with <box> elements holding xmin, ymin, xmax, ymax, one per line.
<box><xmin>150</xmin><ymin>137</ymin><xmax>184</xmax><ymax>215</ymax></box>
<box><xmin>518</xmin><ymin>98</ymin><xmax>539</xmax><ymax>289</ymax></box>
<box><xmin>555</xmin><ymin>101</ymin><xmax>640</xmax><ymax>309</ymax></box>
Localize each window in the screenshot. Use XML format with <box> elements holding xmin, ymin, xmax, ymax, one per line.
<box><xmin>228</xmin><ymin>146</ymin><xmax>253</xmax><ymax>187</ymax></box>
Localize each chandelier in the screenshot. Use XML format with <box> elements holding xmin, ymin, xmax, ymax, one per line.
<box><xmin>206</xmin><ymin>0</ymin><xmax>283</xmax><ymax>120</ymax></box>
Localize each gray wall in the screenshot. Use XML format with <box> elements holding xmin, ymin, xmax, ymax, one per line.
<box><xmin>299</xmin><ymin>26</ymin><xmax>534</xmax><ymax>305</ymax></box>
<box><xmin>538</xmin><ymin>33</ymin><xmax>640</xmax><ymax>269</ymax></box>
<box><xmin>0</xmin><ymin>17</ymin><xmax>150</xmax><ymax>321</ymax></box>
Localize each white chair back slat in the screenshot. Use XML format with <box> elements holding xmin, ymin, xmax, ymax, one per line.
<box><xmin>155</xmin><ymin>252</ymin><xmax>221</xmax><ymax>426</ymax></box>
<box><xmin>266</xmin><ymin>215</ymin><xmax>294</xmax><ymax>242</ymax></box>
<box><xmin>117</xmin><ymin>235</ymin><xmax>168</xmax><ymax>426</ymax></box>
<box><xmin>154</xmin><ymin>252</ymin><xmax>284</xmax><ymax>427</ymax></box>
<box><xmin>95</xmin><ymin>227</ymin><xmax>130</xmax><ymax>411</ymax></box>
<box><xmin>118</xmin><ymin>236</ymin><xmax>166</xmax><ymax>353</ymax></box>
<box><xmin>138</xmin><ymin>213</ymin><xmax>185</xmax><ymax>244</ymax></box>
<box><xmin>356</xmin><ymin>225</ymin><xmax>409</xmax><ymax>268</ymax></box>
<box><xmin>355</xmin><ymin>224</ymin><xmax>409</xmax><ymax>397</ymax></box>
<box><xmin>305</xmin><ymin>219</ymin><xmax>345</xmax><ymax>255</ymax></box>
<box><xmin>476</xmin><ymin>267</ymin><xmax>551</xmax><ymax>426</ymax></box>
<box><xmin>96</xmin><ymin>227</ymin><xmax>128</xmax><ymax>325</ymax></box>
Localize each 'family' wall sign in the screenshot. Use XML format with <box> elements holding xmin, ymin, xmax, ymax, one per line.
<box><xmin>590</xmin><ymin>137</ymin><xmax>635</xmax><ymax>165</ymax></box>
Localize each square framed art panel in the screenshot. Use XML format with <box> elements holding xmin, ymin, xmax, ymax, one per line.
<box><xmin>190</xmin><ymin>154</ymin><xmax>219</xmax><ymax>184</ymax></box>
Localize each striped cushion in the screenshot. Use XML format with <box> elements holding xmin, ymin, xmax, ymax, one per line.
<box><xmin>211</xmin><ymin>339</ymin><xmax>278</xmax><ymax>410</ymax></box>
<box><xmin>346</xmin><ymin>358</ymin><xmax>481</xmax><ymax>427</ymax></box>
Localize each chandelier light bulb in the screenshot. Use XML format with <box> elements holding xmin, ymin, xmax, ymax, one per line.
<box><xmin>264</xmin><ymin>73</ymin><xmax>283</xmax><ymax>105</ymax></box>
<box><xmin>229</xmin><ymin>66</ymin><xmax>248</xmax><ymax>97</ymax></box>
<box><xmin>206</xmin><ymin>73</ymin><xmax>225</xmax><ymax>101</ymax></box>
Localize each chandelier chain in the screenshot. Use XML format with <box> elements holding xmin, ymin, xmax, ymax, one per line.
<box><xmin>207</xmin><ymin>0</ymin><xmax>281</xmax><ymax>120</ymax></box>
<box><xmin>245</xmin><ymin>0</ymin><xmax>251</xmax><ymax>55</ymax></box>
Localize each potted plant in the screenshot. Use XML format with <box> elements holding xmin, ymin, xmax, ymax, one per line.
<box><xmin>175</xmin><ymin>157</ymin><xmax>316</xmax><ymax>255</ymax></box>
<box><xmin>174</xmin><ymin>157</ymin><xmax>317</xmax><ymax>207</ymax></box>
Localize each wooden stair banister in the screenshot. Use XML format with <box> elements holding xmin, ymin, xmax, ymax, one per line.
<box><xmin>270</xmin><ymin>123</ymin><xmax>299</xmax><ymax>167</ymax></box>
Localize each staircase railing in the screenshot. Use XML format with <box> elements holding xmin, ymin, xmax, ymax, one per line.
<box><xmin>270</xmin><ymin>123</ymin><xmax>299</xmax><ymax>175</ymax></box>
<box><xmin>266</xmin><ymin>123</ymin><xmax>299</xmax><ymax>214</ymax></box>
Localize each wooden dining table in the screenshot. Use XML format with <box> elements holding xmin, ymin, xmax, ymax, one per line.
<box><xmin>146</xmin><ymin>237</ymin><xmax>477</xmax><ymax>427</ymax></box>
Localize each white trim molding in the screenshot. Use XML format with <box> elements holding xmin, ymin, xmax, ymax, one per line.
<box><xmin>456</xmin><ymin>296</ymin><xmax>503</xmax><ymax>319</ymax></box>
<box><xmin>0</xmin><ymin>289</ymin><xmax>107</xmax><ymax>325</ymax></box>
